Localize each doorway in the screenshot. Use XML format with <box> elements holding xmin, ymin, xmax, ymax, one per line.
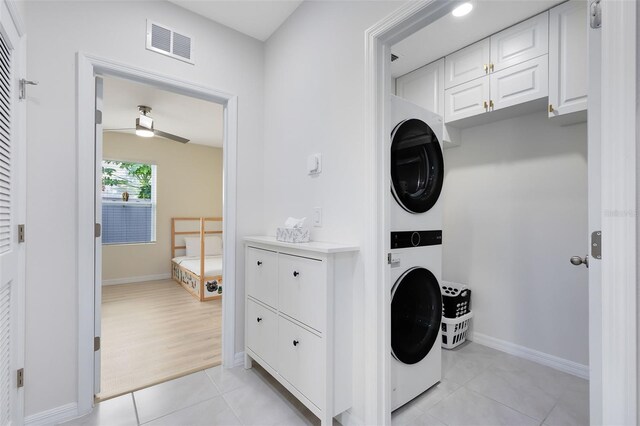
<box><xmin>76</xmin><ymin>54</ymin><xmax>239</xmax><ymax>415</ymax></box>
<box><xmin>95</xmin><ymin>75</ymin><xmax>225</xmax><ymax>400</ymax></box>
<box><xmin>364</xmin><ymin>1</ymin><xmax>637</xmax><ymax>425</ymax></box>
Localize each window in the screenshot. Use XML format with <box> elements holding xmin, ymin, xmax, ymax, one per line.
<box><xmin>101</xmin><ymin>160</ymin><xmax>157</xmax><ymax>244</ymax></box>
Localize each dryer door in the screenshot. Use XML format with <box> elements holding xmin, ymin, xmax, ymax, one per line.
<box><xmin>391</xmin><ymin>267</ymin><xmax>442</xmax><ymax>365</ymax></box>
<box><xmin>390</xmin><ymin>119</ymin><xmax>444</xmax><ymax>214</ymax></box>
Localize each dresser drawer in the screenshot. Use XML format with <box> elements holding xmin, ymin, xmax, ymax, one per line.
<box><xmin>246</xmin><ymin>247</ymin><xmax>278</xmax><ymax>308</ymax></box>
<box><xmin>246</xmin><ymin>299</ymin><xmax>278</xmax><ymax>368</ymax></box>
<box><xmin>278</xmin><ymin>253</ymin><xmax>326</xmax><ymax>332</ymax></box>
<box><xmin>278</xmin><ymin>316</ymin><xmax>323</xmax><ymax>408</ymax></box>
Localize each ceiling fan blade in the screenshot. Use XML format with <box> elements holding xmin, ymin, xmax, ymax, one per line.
<box><xmin>154</xmin><ymin>129</ymin><xmax>190</xmax><ymax>144</ymax></box>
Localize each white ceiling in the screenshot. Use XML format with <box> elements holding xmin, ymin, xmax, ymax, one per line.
<box><xmin>169</xmin><ymin>0</ymin><xmax>303</xmax><ymax>41</ymax></box>
<box><xmin>391</xmin><ymin>0</ymin><xmax>564</xmax><ymax>78</ymax></box>
<box><xmin>103</xmin><ymin>76</ymin><xmax>224</xmax><ymax>148</ymax></box>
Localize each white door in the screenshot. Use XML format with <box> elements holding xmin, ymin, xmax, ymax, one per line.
<box><xmin>0</xmin><ymin>2</ymin><xmax>25</xmax><ymax>424</ymax></box>
<box><xmin>489</xmin><ymin>56</ymin><xmax>548</xmax><ymax>111</ymax></box>
<box><xmin>396</xmin><ymin>58</ymin><xmax>444</xmax><ymax>116</ymax></box>
<box><xmin>444</xmin><ymin>38</ymin><xmax>490</xmax><ymax>89</ymax></box>
<box><xmin>444</xmin><ymin>76</ymin><xmax>489</xmax><ymax>123</ymax></box>
<box><xmin>490</xmin><ymin>12</ymin><xmax>548</xmax><ymax>72</ymax></box>
<box><xmin>548</xmin><ymin>0</ymin><xmax>588</xmax><ymax>117</ymax></box>
<box><xmin>94</xmin><ymin>77</ymin><xmax>104</xmax><ymax>395</ymax></box>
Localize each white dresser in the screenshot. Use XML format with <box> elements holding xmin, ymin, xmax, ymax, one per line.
<box><xmin>243</xmin><ymin>236</ymin><xmax>359</xmax><ymax>426</ymax></box>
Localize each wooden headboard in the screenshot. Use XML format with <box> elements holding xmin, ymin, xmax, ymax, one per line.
<box><xmin>171</xmin><ymin>217</ymin><xmax>222</xmax><ymax>258</ymax></box>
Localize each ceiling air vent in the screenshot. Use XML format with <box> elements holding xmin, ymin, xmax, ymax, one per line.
<box><xmin>146</xmin><ymin>20</ymin><xmax>194</xmax><ymax>65</ymax></box>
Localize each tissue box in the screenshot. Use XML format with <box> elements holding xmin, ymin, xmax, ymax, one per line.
<box><xmin>276</xmin><ymin>227</ymin><xmax>310</xmax><ymax>243</ymax></box>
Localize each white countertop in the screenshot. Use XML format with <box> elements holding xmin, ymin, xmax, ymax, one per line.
<box><xmin>244</xmin><ymin>236</ymin><xmax>359</xmax><ymax>254</ymax></box>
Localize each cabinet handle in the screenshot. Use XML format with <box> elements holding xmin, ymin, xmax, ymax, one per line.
<box><xmin>293</xmin><ymin>340</ymin><xmax>299</xmax><ymax>346</ymax></box>
<box><xmin>257</xmin><ymin>261</ymin><xmax>262</xmax><ymax>266</ymax></box>
<box><xmin>489</xmin><ymin>63</ymin><xmax>494</xmax><ymax>72</ymax></box>
<box><xmin>293</xmin><ymin>271</ymin><xmax>300</xmax><ymax>277</ymax></box>
<box><xmin>489</xmin><ymin>100</ymin><xmax>494</xmax><ymax>110</ymax></box>
<box><xmin>256</xmin><ymin>317</ymin><xmax>262</xmax><ymax>322</ymax></box>
<box><xmin>483</xmin><ymin>64</ymin><xmax>488</xmax><ymax>73</ymax></box>
<box><xmin>548</xmin><ymin>104</ymin><xmax>554</xmax><ymax>113</ymax></box>
<box><xmin>483</xmin><ymin>100</ymin><xmax>488</xmax><ymax>111</ymax></box>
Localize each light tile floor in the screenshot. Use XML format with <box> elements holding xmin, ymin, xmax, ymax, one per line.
<box><xmin>61</xmin><ymin>342</ymin><xmax>588</xmax><ymax>426</ymax></box>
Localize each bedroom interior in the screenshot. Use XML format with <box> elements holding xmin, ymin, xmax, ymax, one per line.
<box><xmin>98</xmin><ymin>75</ymin><xmax>225</xmax><ymax>400</ymax></box>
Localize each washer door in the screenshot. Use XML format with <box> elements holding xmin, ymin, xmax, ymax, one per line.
<box><xmin>390</xmin><ymin>118</ymin><xmax>444</xmax><ymax>214</ymax></box>
<box><xmin>391</xmin><ymin>267</ymin><xmax>442</xmax><ymax>365</ymax></box>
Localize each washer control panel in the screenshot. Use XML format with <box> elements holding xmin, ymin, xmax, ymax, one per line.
<box><xmin>390</xmin><ymin>230</ymin><xmax>442</xmax><ymax>249</ymax></box>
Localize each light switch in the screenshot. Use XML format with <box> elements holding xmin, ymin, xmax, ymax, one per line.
<box><xmin>307</xmin><ymin>153</ymin><xmax>322</xmax><ymax>175</ymax></box>
<box><xmin>313</xmin><ymin>207</ymin><xmax>322</xmax><ymax>227</ymax></box>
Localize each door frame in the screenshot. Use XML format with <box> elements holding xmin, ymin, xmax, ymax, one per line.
<box><xmin>76</xmin><ymin>53</ymin><xmax>238</xmax><ymax>416</ymax></box>
<box><xmin>364</xmin><ymin>1</ymin><xmax>637</xmax><ymax>425</ymax></box>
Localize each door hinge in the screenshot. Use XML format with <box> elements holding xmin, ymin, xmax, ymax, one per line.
<box><xmin>17</xmin><ymin>224</ymin><xmax>25</xmax><ymax>243</ymax></box>
<box><xmin>590</xmin><ymin>0</ymin><xmax>601</xmax><ymax>29</ymax></box>
<box><xmin>18</xmin><ymin>79</ymin><xmax>38</xmax><ymax>101</ymax></box>
<box><xmin>17</xmin><ymin>368</ymin><xmax>24</xmax><ymax>388</ymax></box>
<box><xmin>94</xmin><ymin>336</ymin><xmax>101</xmax><ymax>352</ymax></box>
<box><xmin>95</xmin><ymin>109</ymin><xmax>102</xmax><ymax>125</ymax></box>
<box><xmin>95</xmin><ymin>223</ymin><xmax>101</xmax><ymax>238</ymax></box>
<box><xmin>591</xmin><ymin>230</ymin><xmax>601</xmax><ymax>259</ymax></box>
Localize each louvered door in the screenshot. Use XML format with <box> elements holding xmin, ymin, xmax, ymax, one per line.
<box><xmin>0</xmin><ymin>3</ymin><xmax>25</xmax><ymax>424</ymax></box>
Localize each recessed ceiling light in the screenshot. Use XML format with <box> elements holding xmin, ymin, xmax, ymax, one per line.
<box><xmin>452</xmin><ymin>2</ymin><xmax>473</xmax><ymax>17</ymax></box>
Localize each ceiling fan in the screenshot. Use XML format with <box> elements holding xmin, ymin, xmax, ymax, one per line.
<box><xmin>105</xmin><ymin>105</ymin><xmax>190</xmax><ymax>144</ymax></box>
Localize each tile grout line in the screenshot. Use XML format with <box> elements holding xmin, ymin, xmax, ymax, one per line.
<box><xmin>462</xmin><ymin>386</ymin><xmax>545</xmax><ymax>424</ymax></box>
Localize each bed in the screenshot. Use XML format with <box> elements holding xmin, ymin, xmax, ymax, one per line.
<box><xmin>171</xmin><ymin>217</ymin><xmax>223</xmax><ymax>301</ymax></box>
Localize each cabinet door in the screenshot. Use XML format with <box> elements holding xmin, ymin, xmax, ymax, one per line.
<box><xmin>444</xmin><ymin>38</ymin><xmax>490</xmax><ymax>89</ymax></box>
<box><xmin>549</xmin><ymin>0</ymin><xmax>588</xmax><ymax>117</ymax></box>
<box><xmin>444</xmin><ymin>76</ymin><xmax>489</xmax><ymax>123</ymax></box>
<box><xmin>278</xmin><ymin>253</ymin><xmax>326</xmax><ymax>333</ymax></box>
<box><xmin>490</xmin><ymin>55</ymin><xmax>548</xmax><ymax>111</ymax></box>
<box><xmin>246</xmin><ymin>299</ymin><xmax>278</xmax><ymax>368</ymax></box>
<box><xmin>277</xmin><ymin>316</ymin><xmax>323</xmax><ymax>408</ymax></box>
<box><xmin>246</xmin><ymin>247</ymin><xmax>278</xmax><ymax>308</ymax></box>
<box><xmin>490</xmin><ymin>12</ymin><xmax>549</xmax><ymax>72</ymax></box>
<box><xmin>396</xmin><ymin>58</ymin><xmax>444</xmax><ymax>116</ymax></box>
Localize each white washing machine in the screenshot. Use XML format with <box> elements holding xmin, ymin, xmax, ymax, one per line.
<box><xmin>389</xmin><ymin>95</ymin><xmax>444</xmax><ymax>410</ymax></box>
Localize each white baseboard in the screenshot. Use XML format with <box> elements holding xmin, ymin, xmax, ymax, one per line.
<box><xmin>234</xmin><ymin>351</ymin><xmax>245</xmax><ymax>367</ymax></box>
<box><xmin>102</xmin><ymin>273</ymin><xmax>171</xmax><ymax>286</ymax></box>
<box><xmin>335</xmin><ymin>409</ymin><xmax>364</xmax><ymax>426</ymax></box>
<box><xmin>25</xmin><ymin>402</ymin><xmax>78</xmax><ymax>426</ymax></box>
<box><xmin>470</xmin><ymin>332</ymin><xmax>589</xmax><ymax>379</ymax></box>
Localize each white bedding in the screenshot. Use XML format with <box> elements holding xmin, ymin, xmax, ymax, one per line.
<box><xmin>172</xmin><ymin>255</ymin><xmax>223</xmax><ymax>277</ymax></box>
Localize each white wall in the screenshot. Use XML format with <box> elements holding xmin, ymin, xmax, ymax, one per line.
<box><xmin>102</xmin><ymin>133</ymin><xmax>223</xmax><ymax>283</ymax></box>
<box><xmin>24</xmin><ymin>1</ymin><xmax>263</xmax><ymax>417</ymax></box>
<box><xmin>263</xmin><ymin>1</ymin><xmax>401</xmax><ymax>422</ymax></box>
<box><xmin>442</xmin><ymin>112</ymin><xmax>589</xmax><ymax>365</ymax></box>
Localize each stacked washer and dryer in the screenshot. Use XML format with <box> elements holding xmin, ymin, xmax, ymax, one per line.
<box><xmin>389</xmin><ymin>95</ymin><xmax>445</xmax><ymax>411</ymax></box>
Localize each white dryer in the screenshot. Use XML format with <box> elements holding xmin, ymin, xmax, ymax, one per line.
<box><xmin>390</xmin><ymin>95</ymin><xmax>444</xmax><ymax>235</ymax></box>
<box><xmin>390</xmin><ymin>244</ymin><xmax>442</xmax><ymax>411</ymax></box>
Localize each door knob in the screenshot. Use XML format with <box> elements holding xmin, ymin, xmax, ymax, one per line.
<box><xmin>570</xmin><ymin>255</ymin><xmax>589</xmax><ymax>268</ymax></box>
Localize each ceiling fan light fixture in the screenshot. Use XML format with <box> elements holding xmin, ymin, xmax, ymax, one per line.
<box><xmin>135</xmin><ymin>126</ymin><xmax>155</xmax><ymax>138</ymax></box>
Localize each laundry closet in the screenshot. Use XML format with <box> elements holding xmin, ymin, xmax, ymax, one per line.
<box><xmin>389</xmin><ymin>0</ymin><xmax>589</xmax><ymax>402</ymax></box>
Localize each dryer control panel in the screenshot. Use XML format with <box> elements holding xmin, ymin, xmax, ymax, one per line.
<box><xmin>391</xmin><ymin>230</ymin><xmax>442</xmax><ymax>249</ymax></box>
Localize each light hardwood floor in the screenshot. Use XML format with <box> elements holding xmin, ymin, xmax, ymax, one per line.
<box><xmin>98</xmin><ymin>279</ymin><xmax>221</xmax><ymax>401</ymax></box>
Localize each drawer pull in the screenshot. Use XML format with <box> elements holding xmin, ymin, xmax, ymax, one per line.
<box><xmin>257</xmin><ymin>261</ymin><xmax>263</xmax><ymax>266</ymax></box>
<box><xmin>293</xmin><ymin>340</ymin><xmax>299</xmax><ymax>346</ymax></box>
<box><xmin>256</xmin><ymin>317</ymin><xmax>262</xmax><ymax>322</ymax></box>
<box><xmin>293</xmin><ymin>271</ymin><xmax>300</xmax><ymax>277</ymax></box>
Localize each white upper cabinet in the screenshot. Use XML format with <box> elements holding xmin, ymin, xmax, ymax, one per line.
<box><xmin>490</xmin><ymin>12</ymin><xmax>549</xmax><ymax>72</ymax></box>
<box><xmin>444</xmin><ymin>76</ymin><xmax>490</xmax><ymax>123</ymax></box>
<box><xmin>444</xmin><ymin>38</ymin><xmax>490</xmax><ymax>89</ymax></box>
<box><xmin>548</xmin><ymin>0</ymin><xmax>588</xmax><ymax>118</ymax></box>
<box><xmin>490</xmin><ymin>55</ymin><xmax>548</xmax><ymax>111</ymax></box>
<box><xmin>396</xmin><ymin>59</ymin><xmax>444</xmax><ymax>116</ymax></box>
